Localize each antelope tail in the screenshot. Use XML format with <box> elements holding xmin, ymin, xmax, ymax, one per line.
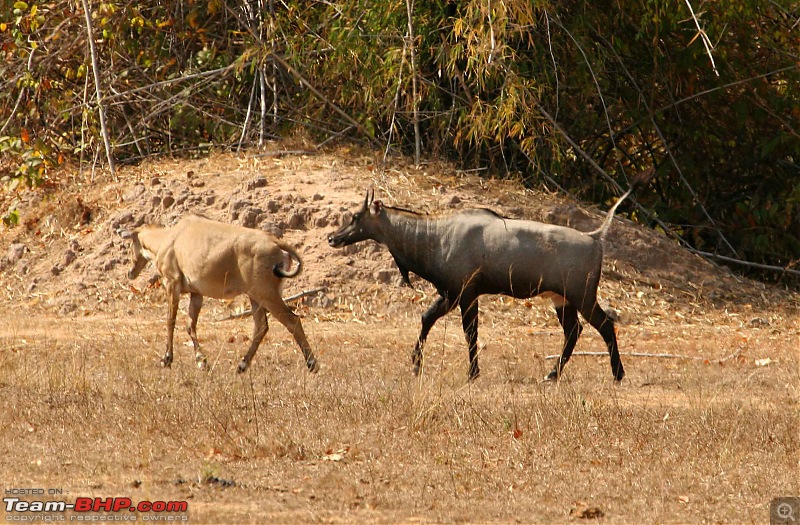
<box><xmin>587</xmin><ymin>168</ymin><xmax>653</xmax><ymax>241</ymax></box>
<box><xmin>273</xmin><ymin>242</ymin><xmax>303</xmax><ymax>278</ymax></box>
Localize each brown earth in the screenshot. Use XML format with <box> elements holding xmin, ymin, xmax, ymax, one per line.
<box><xmin>0</xmin><ymin>144</ymin><xmax>798</xmax><ymax>524</ymax></box>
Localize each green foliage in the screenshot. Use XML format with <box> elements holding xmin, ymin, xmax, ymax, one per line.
<box><xmin>0</xmin><ymin>0</ymin><xmax>797</xmax><ymax>279</ymax></box>
<box><xmin>2</xmin><ymin>207</ymin><xmax>19</xmax><ymax>227</ymax></box>
<box><xmin>0</xmin><ymin>134</ymin><xmax>52</xmax><ymax>187</ymax></box>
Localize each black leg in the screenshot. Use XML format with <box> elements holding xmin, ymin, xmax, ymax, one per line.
<box><xmin>582</xmin><ymin>303</ymin><xmax>624</xmax><ymax>382</ymax></box>
<box><xmin>412</xmin><ymin>295</ymin><xmax>454</xmax><ymax>376</ymax></box>
<box><xmin>545</xmin><ymin>303</ymin><xmax>583</xmax><ymax>381</ymax></box>
<box><xmin>459</xmin><ymin>291</ymin><xmax>480</xmax><ymax>381</ymax></box>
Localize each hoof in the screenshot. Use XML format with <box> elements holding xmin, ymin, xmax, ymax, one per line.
<box><xmin>160</xmin><ymin>358</ymin><xmax>173</xmax><ymax>368</ymax></box>
<box><xmin>237</xmin><ymin>360</ymin><xmax>249</xmax><ymax>374</ymax></box>
<box><xmin>543</xmin><ymin>370</ymin><xmax>559</xmax><ymax>382</ymax></box>
<box><xmin>467</xmin><ymin>368</ymin><xmax>481</xmax><ymax>383</ymax></box>
<box><xmin>613</xmin><ymin>369</ymin><xmax>625</xmax><ymax>383</ymax></box>
<box><xmin>196</xmin><ymin>358</ymin><xmax>208</xmax><ymax>371</ymax></box>
<box><xmin>307</xmin><ymin>358</ymin><xmax>319</xmax><ymax>373</ymax></box>
<box><xmin>412</xmin><ymin>364</ymin><xmax>421</xmax><ymax>377</ymax></box>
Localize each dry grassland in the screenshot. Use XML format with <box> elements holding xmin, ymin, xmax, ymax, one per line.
<box><xmin>0</xmin><ymin>149</ymin><xmax>798</xmax><ymax>524</ymax></box>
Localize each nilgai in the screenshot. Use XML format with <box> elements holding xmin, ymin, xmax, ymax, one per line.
<box><xmin>128</xmin><ymin>214</ymin><xmax>319</xmax><ymax>374</ymax></box>
<box><xmin>328</xmin><ymin>174</ymin><xmax>649</xmax><ymax>382</ymax></box>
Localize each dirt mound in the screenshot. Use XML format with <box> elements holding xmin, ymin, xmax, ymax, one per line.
<box><xmin>0</xmin><ymin>147</ymin><xmax>794</xmax><ymax>322</ymax></box>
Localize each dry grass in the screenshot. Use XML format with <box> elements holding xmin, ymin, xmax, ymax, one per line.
<box><xmin>1</xmin><ymin>296</ymin><xmax>797</xmax><ymax>524</ymax></box>
<box><xmin>0</xmin><ymin>149</ymin><xmax>798</xmax><ymax>524</ymax></box>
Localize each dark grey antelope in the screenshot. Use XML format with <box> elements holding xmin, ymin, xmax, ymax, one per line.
<box><xmin>328</xmin><ymin>176</ymin><xmax>649</xmax><ymax>382</ymax></box>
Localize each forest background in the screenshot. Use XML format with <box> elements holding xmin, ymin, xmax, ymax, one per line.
<box><xmin>1</xmin><ymin>0</ymin><xmax>798</xmax><ymax>282</ymax></box>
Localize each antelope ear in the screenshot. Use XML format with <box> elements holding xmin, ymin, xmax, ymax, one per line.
<box><xmin>369</xmin><ymin>200</ymin><xmax>383</xmax><ymax>215</ymax></box>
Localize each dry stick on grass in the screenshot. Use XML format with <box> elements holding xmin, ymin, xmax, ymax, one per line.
<box><xmin>545</xmin><ymin>351</ymin><xmax>741</xmax><ymax>361</ymax></box>
<box><xmin>80</xmin><ymin>0</ymin><xmax>115</xmax><ymax>179</ymax></box>
<box><xmin>248</xmin><ymin>150</ymin><xmax>318</xmax><ymax>159</ymax></box>
<box><xmin>217</xmin><ymin>288</ymin><xmax>327</xmax><ymax>321</ymax></box>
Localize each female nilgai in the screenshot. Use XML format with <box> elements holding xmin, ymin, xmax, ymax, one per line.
<box><xmin>329</xmin><ymin>176</ymin><xmax>649</xmax><ymax>382</ymax></box>
<box><xmin>128</xmin><ymin>214</ymin><xmax>319</xmax><ymax>374</ymax></box>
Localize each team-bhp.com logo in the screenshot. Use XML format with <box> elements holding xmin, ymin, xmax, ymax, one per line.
<box><xmin>4</xmin><ymin>493</ymin><xmax>189</xmax><ymax>522</ymax></box>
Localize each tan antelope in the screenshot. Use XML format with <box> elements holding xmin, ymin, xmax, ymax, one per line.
<box><xmin>128</xmin><ymin>214</ymin><xmax>319</xmax><ymax>374</ymax></box>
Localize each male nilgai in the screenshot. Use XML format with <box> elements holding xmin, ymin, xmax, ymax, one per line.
<box><xmin>329</xmin><ymin>178</ymin><xmax>648</xmax><ymax>382</ymax></box>
<box><xmin>128</xmin><ymin>214</ymin><xmax>319</xmax><ymax>374</ymax></box>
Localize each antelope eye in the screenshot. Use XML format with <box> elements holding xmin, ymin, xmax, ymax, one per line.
<box><xmin>352</xmin><ymin>212</ymin><xmax>361</xmax><ymax>222</ymax></box>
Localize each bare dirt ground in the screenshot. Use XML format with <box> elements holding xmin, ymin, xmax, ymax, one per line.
<box><xmin>0</xmin><ymin>144</ymin><xmax>798</xmax><ymax>524</ymax></box>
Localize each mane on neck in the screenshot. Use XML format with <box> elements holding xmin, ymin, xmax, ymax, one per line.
<box><xmin>384</xmin><ymin>204</ymin><xmax>505</xmax><ymax>220</ymax></box>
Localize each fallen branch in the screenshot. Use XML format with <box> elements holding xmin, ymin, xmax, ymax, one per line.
<box><xmin>545</xmin><ymin>351</ymin><xmax>740</xmax><ymax>361</ymax></box>
<box><xmin>248</xmin><ymin>150</ymin><xmax>317</xmax><ymax>159</ymax></box>
<box><xmin>217</xmin><ymin>287</ymin><xmax>327</xmax><ymax>321</ymax></box>
<box><xmin>688</xmin><ymin>248</ymin><xmax>800</xmax><ymax>278</ymax></box>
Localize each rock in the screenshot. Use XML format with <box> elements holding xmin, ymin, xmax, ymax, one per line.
<box><xmin>375</xmin><ymin>269</ymin><xmax>394</xmax><ymax>284</ymax></box>
<box><xmin>59</xmin><ymin>302</ymin><xmax>78</xmax><ymax>316</ymax></box>
<box><xmin>448</xmin><ymin>195</ymin><xmax>461</xmax><ymax>207</ymax></box>
<box><xmin>312</xmin><ymin>193</ymin><xmax>324</xmax><ymax>201</ymax></box>
<box><xmin>7</xmin><ymin>243</ymin><xmax>26</xmax><ymax>264</ymax></box>
<box><xmin>111</xmin><ymin>212</ymin><xmax>135</xmax><ymax>229</ymax></box>
<box><xmin>240</xmin><ymin>207</ymin><xmax>263</xmax><ymax>228</ymax></box>
<box><xmin>266</xmin><ymin>200</ymin><xmax>281</xmax><ymax>213</ymax></box>
<box><xmin>123</xmin><ymin>185</ymin><xmax>146</xmax><ymax>202</ymax></box>
<box><xmin>63</xmin><ymin>249</ymin><xmax>77</xmax><ymax>266</ymax></box>
<box><xmin>175</xmin><ymin>190</ymin><xmax>190</xmax><ymax>206</ymax></box>
<box><xmin>260</xmin><ymin>222</ymin><xmax>284</xmax><ymax>238</ymax></box>
<box><xmin>315</xmin><ymin>216</ymin><xmax>329</xmax><ymax>228</ymax></box>
<box><xmin>100</xmin><ymin>258</ymin><xmax>120</xmax><ymax>272</ymax></box>
<box><xmin>150</xmin><ymin>177</ymin><xmax>161</xmax><ymax>186</ymax></box>
<box><xmin>287</xmin><ymin>212</ymin><xmax>305</xmax><ymax>230</ymax></box>
<box><xmin>246</xmin><ymin>176</ymin><xmax>268</xmax><ymax>190</ymax></box>
<box><xmin>229</xmin><ymin>199</ymin><xmax>252</xmax><ymax>221</ymax></box>
<box><xmin>162</xmin><ymin>194</ymin><xmax>176</xmax><ymax>209</ymax></box>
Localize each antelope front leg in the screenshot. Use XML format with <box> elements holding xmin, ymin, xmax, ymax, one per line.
<box><xmin>237</xmin><ymin>299</ymin><xmax>269</xmax><ymax>374</ymax></box>
<box><xmin>545</xmin><ymin>304</ymin><xmax>582</xmax><ymax>382</ymax></box>
<box><xmin>413</xmin><ymin>295</ymin><xmax>453</xmax><ymax>376</ymax></box>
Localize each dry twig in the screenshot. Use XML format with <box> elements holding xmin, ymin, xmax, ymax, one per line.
<box><xmin>545</xmin><ymin>351</ymin><xmax>740</xmax><ymax>361</ymax></box>
<box><xmin>217</xmin><ymin>287</ymin><xmax>327</xmax><ymax>321</ymax></box>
